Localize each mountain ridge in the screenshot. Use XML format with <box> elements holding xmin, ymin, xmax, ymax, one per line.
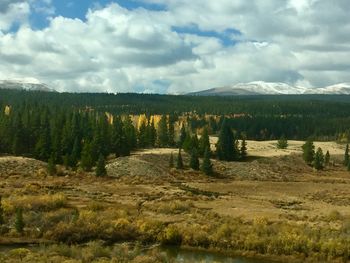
<box><xmin>0</xmin><ymin>80</ymin><xmax>55</xmax><ymax>92</ymax></box>
<box><xmin>188</xmin><ymin>81</ymin><xmax>350</xmax><ymax>96</ymax></box>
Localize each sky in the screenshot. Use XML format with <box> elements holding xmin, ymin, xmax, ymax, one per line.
<box><xmin>0</xmin><ymin>0</ymin><xmax>349</xmax><ymax>93</ymax></box>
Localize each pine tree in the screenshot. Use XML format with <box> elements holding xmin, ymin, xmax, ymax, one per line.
<box><xmin>147</xmin><ymin>119</ymin><xmax>157</xmax><ymax>147</ymax></box>
<box><xmin>198</xmin><ymin>128</ymin><xmax>210</xmax><ymax>157</ymax></box>
<box><xmin>96</xmin><ymin>154</ymin><xmax>107</xmax><ymax>177</ymax></box>
<box><xmin>47</xmin><ymin>154</ymin><xmax>57</xmax><ymax>176</ymax></box>
<box><xmin>216</xmin><ymin>119</ymin><xmax>235</xmax><ymax>161</ymax></box>
<box><xmin>80</xmin><ymin>141</ymin><xmax>94</xmax><ymax>172</ymax></box>
<box><xmin>313</xmin><ymin>147</ymin><xmax>324</xmax><ymax>170</ymax></box>
<box><xmin>325</xmin><ymin>150</ymin><xmax>330</xmax><ymax>167</ymax></box>
<box><xmin>201</xmin><ymin>147</ymin><xmax>213</xmax><ymax>176</ymax></box>
<box><xmin>69</xmin><ymin>137</ymin><xmax>80</xmax><ymax>168</ymax></box>
<box><xmin>11</xmin><ymin>113</ymin><xmax>26</xmax><ymax>155</ymax></box>
<box><xmin>34</xmin><ymin>116</ymin><xmax>51</xmax><ymax>161</ymax></box>
<box><xmin>191</xmin><ymin>133</ymin><xmax>199</xmax><ymax>151</ymax></box>
<box><xmin>124</xmin><ymin>116</ymin><xmax>137</xmax><ymax>151</ymax></box>
<box><xmin>182</xmin><ymin>133</ymin><xmax>193</xmax><ymax>153</ymax></box>
<box><xmin>302</xmin><ymin>139</ymin><xmax>315</xmax><ymax>165</ymax></box>
<box><xmin>176</xmin><ymin>149</ymin><xmax>184</xmax><ymax>169</ymax></box>
<box><xmin>138</xmin><ymin>120</ymin><xmax>147</xmax><ymax>148</ymax></box>
<box><xmin>112</xmin><ymin>116</ymin><xmax>130</xmax><ymax>157</ymax></box>
<box><xmin>158</xmin><ymin>115</ymin><xmax>169</xmax><ymax>147</ymax></box>
<box><xmin>168</xmin><ymin>116</ymin><xmax>175</xmax><ymax>147</ymax></box>
<box><xmin>178</xmin><ymin>124</ymin><xmax>186</xmax><ymax>148</ymax></box>
<box><xmin>91</xmin><ymin>127</ymin><xmax>103</xmax><ymax>164</ymax></box>
<box><xmin>169</xmin><ymin>152</ymin><xmax>174</xmax><ymax>168</ymax></box>
<box><xmin>190</xmin><ymin>149</ymin><xmax>200</xmax><ymax>170</ymax></box>
<box><xmin>240</xmin><ymin>138</ymin><xmax>248</xmax><ymax>160</ymax></box>
<box><xmin>277</xmin><ymin>135</ymin><xmax>288</xmax><ymax>149</ymax></box>
<box><xmin>63</xmin><ymin>154</ymin><xmax>70</xmax><ymax>169</ymax></box>
<box><xmin>344</xmin><ymin>144</ymin><xmax>349</xmax><ymax>166</ymax></box>
<box><xmin>0</xmin><ymin>196</ymin><xmax>4</xmax><ymax>225</ymax></box>
<box><xmin>15</xmin><ymin>208</ymin><xmax>24</xmax><ymax>234</ymax></box>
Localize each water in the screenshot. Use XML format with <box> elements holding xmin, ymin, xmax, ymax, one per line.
<box><xmin>0</xmin><ymin>244</ymin><xmax>273</xmax><ymax>263</ymax></box>
<box><xmin>162</xmin><ymin>246</ymin><xmax>273</xmax><ymax>263</ymax></box>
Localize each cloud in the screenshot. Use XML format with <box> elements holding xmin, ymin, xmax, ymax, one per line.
<box><xmin>0</xmin><ymin>2</ymin><xmax>30</xmax><ymax>31</ymax></box>
<box><xmin>0</xmin><ymin>0</ymin><xmax>350</xmax><ymax>93</ymax></box>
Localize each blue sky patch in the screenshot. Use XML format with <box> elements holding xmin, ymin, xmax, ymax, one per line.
<box><xmin>172</xmin><ymin>25</ymin><xmax>241</xmax><ymax>46</ymax></box>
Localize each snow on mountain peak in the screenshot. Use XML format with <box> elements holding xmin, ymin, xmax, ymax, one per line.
<box><xmin>189</xmin><ymin>81</ymin><xmax>350</xmax><ymax>96</ymax></box>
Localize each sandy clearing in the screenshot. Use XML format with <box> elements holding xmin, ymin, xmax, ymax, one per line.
<box><xmin>130</xmin><ymin>140</ymin><xmax>346</xmax><ymax>158</ymax></box>
<box><xmin>209</xmin><ymin>138</ymin><xmax>346</xmax><ymax>157</ymax></box>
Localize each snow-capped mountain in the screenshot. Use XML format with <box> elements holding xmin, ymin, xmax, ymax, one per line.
<box><xmin>304</xmin><ymin>83</ymin><xmax>350</xmax><ymax>95</ymax></box>
<box><xmin>188</xmin><ymin>81</ymin><xmax>350</xmax><ymax>96</ymax></box>
<box><xmin>0</xmin><ymin>80</ymin><xmax>55</xmax><ymax>92</ymax></box>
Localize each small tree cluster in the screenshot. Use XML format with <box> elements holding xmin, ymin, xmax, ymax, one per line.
<box><xmin>172</xmin><ymin>147</ymin><xmax>213</xmax><ymax>176</ymax></box>
<box><xmin>216</xmin><ymin>119</ymin><xmax>247</xmax><ymax>161</ymax></box>
<box><xmin>277</xmin><ymin>135</ymin><xmax>288</xmax><ymax>149</ymax></box>
<box><xmin>302</xmin><ymin>140</ymin><xmax>330</xmax><ymax>171</ymax></box>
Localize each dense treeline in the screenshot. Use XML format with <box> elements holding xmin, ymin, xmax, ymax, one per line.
<box><xmin>1</xmin><ymin>89</ymin><xmax>350</xmax><ymax>141</ymax></box>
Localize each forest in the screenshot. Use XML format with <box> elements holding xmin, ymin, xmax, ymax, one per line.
<box><xmin>1</xmin><ymin>89</ymin><xmax>350</xmax><ymax>143</ymax></box>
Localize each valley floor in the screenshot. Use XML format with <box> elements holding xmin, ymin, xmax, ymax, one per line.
<box><xmin>0</xmin><ymin>141</ymin><xmax>350</xmax><ymax>262</ymax></box>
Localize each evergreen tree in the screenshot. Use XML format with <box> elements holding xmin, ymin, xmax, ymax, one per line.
<box><xmin>0</xmin><ymin>196</ymin><xmax>4</xmax><ymax>225</ymax></box>
<box><xmin>169</xmin><ymin>152</ymin><xmax>174</xmax><ymax>168</ymax></box>
<box><xmin>198</xmin><ymin>128</ymin><xmax>210</xmax><ymax>157</ymax></box>
<box><xmin>91</xmin><ymin>127</ymin><xmax>103</xmax><ymax>164</ymax></box>
<box><xmin>51</xmin><ymin>128</ymin><xmax>63</xmax><ymax>164</ymax></box>
<box><xmin>80</xmin><ymin>141</ymin><xmax>94</xmax><ymax>171</ymax></box>
<box><xmin>69</xmin><ymin>137</ymin><xmax>80</xmax><ymax>168</ymax></box>
<box><xmin>182</xmin><ymin>133</ymin><xmax>193</xmax><ymax>153</ymax></box>
<box><xmin>96</xmin><ymin>154</ymin><xmax>107</xmax><ymax>177</ymax></box>
<box><xmin>158</xmin><ymin>115</ymin><xmax>169</xmax><ymax>147</ymax></box>
<box><xmin>176</xmin><ymin>149</ymin><xmax>184</xmax><ymax>169</ymax></box>
<box><xmin>11</xmin><ymin>114</ymin><xmax>26</xmax><ymax>155</ymax></box>
<box><xmin>47</xmin><ymin>154</ymin><xmax>57</xmax><ymax>176</ymax></box>
<box><xmin>240</xmin><ymin>138</ymin><xmax>248</xmax><ymax>160</ymax></box>
<box><xmin>325</xmin><ymin>150</ymin><xmax>330</xmax><ymax>167</ymax></box>
<box><xmin>124</xmin><ymin>116</ymin><xmax>137</xmax><ymax>151</ymax></box>
<box><xmin>344</xmin><ymin>144</ymin><xmax>349</xmax><ymax>166</ymax></box>
<box><xmin>190</xmin><ymin>149</ymin><xmax>200</xmax><ymax>170</ymax></box>
<box><xmin>277</xmin><ymin>135</ymin><xmax>288</xmax><ymax>149</ymax></box>
<box><xmin>178</xmin><ymin>124</ymin><xmax>186</xmax><ymax>148</ymax></box>
<box><xmin>138</xmin><ymin>120</ymin><xmax>147</xmax><ymax>148</ymax></box>
<box><xmin>216</xmin><ymin>119</ymin><xmax>236</xmax><ymax>161</ymax></box>
<box><xmin>15</xmin><ymin>208</ymin><xmax>24</xmax><ymax>234</ymax></box>
<box><xmin>191</xmin><ymin>133</ymin><xmax>199</xmax><ymax>151</ymax></box>
<box><xmin>34</xmin><ymin>116</ymin><xmax>51</xmax><ymax>161</ymax></box>
<box><xmin>168</xmin><ymin>115</ymin><xmax>175</xmax><ymax>147</ymax></box>
<box><xmin>201</xmin><ymin>147</ymin><xmax>213</xmax><ymax>176</ymax></box>
<box><xmin>313</xmin><ymin>147</ymin><xmax>324</xmax><ymax>170</ymax></box>
<box><xmin>63</xmin><ymin>154</ymin><xmax>70</xmax><ymax>169</ymax></box>
<box><xmin>302</xmin><ymin>139</ymin><xmax>315</xmax><ymax>165</ymax></box>
<box><xmin>112</xmin><ymin>116</ymin><xmax>130</xmax><ymax>157</ymax></box>
<box><xmin>146</xmin><ymin>119</ymin><xmax>157</xmax><ymax>147</ymax></box>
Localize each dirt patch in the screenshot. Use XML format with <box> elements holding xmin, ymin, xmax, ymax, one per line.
<box><xmin>0</xmin><ymin>157</ymin><xmax>46</xmax><ymax>178</ymax></box>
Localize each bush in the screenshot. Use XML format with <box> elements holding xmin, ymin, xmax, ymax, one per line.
<box><xmin>159</xmin><ymin>225</ymin><xmax>182</xmax><ymax>245</ymax></box>
<box><xmin>5</xmin><ymin>194</ymin><xmax>67</xmax><ymax>213</ymax></box>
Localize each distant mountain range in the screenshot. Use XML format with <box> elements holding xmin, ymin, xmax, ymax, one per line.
<box><xmin>0</xmin><ymin>80</ymin><xmax>55</xmax><ymax>92</ymax></box>
<box><xmin>188</xmin><ymin>81</ymin><xmax>350</xmax><ymax>96</ymax></box>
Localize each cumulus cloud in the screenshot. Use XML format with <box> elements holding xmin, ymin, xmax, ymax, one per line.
<box><xmin>0</xmin><ymin>0</ymin><xmax>349</xmax><ymax>93</ymax></box>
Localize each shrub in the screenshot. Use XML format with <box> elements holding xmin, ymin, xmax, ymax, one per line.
<box><xmin>159</xmin><ymin>225</ymin><xmax>182</xmax><ymax>245</ymax></box>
